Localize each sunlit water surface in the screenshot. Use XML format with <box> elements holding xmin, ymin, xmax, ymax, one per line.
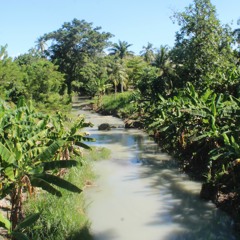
<box><xmin>74</xmin><ymin>106</ymin><xmax>238</xmax><ymax>240</ymax></box>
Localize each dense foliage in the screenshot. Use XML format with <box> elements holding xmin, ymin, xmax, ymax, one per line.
<box><xmin>0</xmin><ymin>97</ymin><xmax>94</xmax><ymax>239</ymax></box>
<box><xmin>95</xmin><ymin>0</ymin><xmax>240</xmax><ymax>227</ymax></box>
<box><xmin>41</xmin><ymin>19</ymin><xmax>113</xmax><ymax>95</ymax></box>
<box><xmin>1</xmin><ymin>0</ymin><xmax>240</xmax><ymax>236</ymax></box>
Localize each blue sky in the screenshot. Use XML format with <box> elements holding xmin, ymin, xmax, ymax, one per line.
<box><xmin>1</xmin><ymin>0</ymin><xmax>239</xmax><ymax>57</ymax></box>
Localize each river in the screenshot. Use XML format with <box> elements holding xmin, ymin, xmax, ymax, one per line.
<box><xmin>74</xmin><ymin>103</ymin><xmax>238</xmax><ymax>240</ymax></box>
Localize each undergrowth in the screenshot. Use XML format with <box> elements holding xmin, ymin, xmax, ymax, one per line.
<box><xmin>24</xmin><ymin>147</ymin><xmax>111</xmax><ymax>240</ymax></box>
<box><xmin>99</xmin><ymin>91</ymin><xmax>137</xmax><ymax>118</ymax></box>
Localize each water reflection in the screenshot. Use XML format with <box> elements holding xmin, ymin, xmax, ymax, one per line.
<box><xmin>80</xmin><ymin>110</ymin><xmax>238</xmax><ymax>240</ymax></box>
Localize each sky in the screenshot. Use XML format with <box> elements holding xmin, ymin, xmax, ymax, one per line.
<box><xmin>1</xmin><ymin>0</ymin><xmax>239</xmax><ymax>57</ymax></box>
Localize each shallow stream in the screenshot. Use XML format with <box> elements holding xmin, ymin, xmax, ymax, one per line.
<box><xmin>74</xmin><ymin>104</ymin><xmax>237</xmax><ymax>240</ymax></box>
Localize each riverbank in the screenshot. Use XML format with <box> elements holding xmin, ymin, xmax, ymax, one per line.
<box><xmin>78</xmin><ymin>102</ymin><xmax>238</xmax><ymax>239</ymax></box>
<box><xmin>90</xmin><ymin>92</ymin><xmax>240</xmax><ymax>234</ymax></box>
<box><xmin>22</xmin><ymin>146</ymin><xmax>111</xmax><ymax>240</ymax></box>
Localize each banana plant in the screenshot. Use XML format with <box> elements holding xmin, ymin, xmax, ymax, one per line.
<box><xmin>0</xmin><ymin>211</ymin><xmax>41</xmax><ymax>240</ymax></box>
<box><xmin>0</xmin><ymin>97</ymin><xmax>93</xmax><ymax>238</ymax></box>
<box><xmin>141</xmin><ymin>83</ymin><xmax>240</xmax><ymax>179</ymax></box>
<box><xmin>50</xmin><ymin>111</ymin><xmax>94</xmax><ymax>162</ymax></box>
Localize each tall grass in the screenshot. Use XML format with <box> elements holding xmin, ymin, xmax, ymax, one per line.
<box><xmin>24</xmin><ymin>147</ymin><xmax>111</xmax><ymax>240</ymax></box>
<box><xmin>99</xmin><ymin>91</ymin><xmax>137</xmax><ymax>118</ymax></box>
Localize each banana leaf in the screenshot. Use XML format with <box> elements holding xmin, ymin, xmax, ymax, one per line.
<box><xmin>74</xmin><ymin>141</ymin><xmax>92</xmax><ymax>150</ymax></box>
<box><xmin>34</xmin><ymin>173</ymin><xmax>82</xmax><ymax>193</ymax></box>
<box><xmin>11</xmin><ymin>231</ymin><xmax>29</xmax><ymax>240</ymax></box>
<box><xmin>0</xmin><ymin>212</ymin><xmax>11</xmax><ymax>230</ymax></box>
<box><xmin>0</xmin><ymin>142</ymin><xmax>15</xmax><ymax>163</ymax></box>
<box><xmin>30</xmin><ymin>177</ymin><xmax>62</xmax><ymax>197</ymax></box>
<box><xmin>37</xmin><ymin>140</ymin><xmax>64</xmax><ymax>161</ymax></box>
<box><xmin>14</xmin><ymin>212</ymin><xmax>41</xmax><ymax>231</ymax></box>
<box><xmin>42</xmin><ymin>160</ymin><xmax>79</xmax><ymax>171</ymax></box>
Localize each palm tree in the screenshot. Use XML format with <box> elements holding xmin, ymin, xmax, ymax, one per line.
<box><xmin>108</xmin><ymin>41</ymin><xmax>132</xmax><ymax>92</ymax></box>
<box><xmin>94</xmin><ymin>77</ymin><xmax>112</xmax><ymax>106</ymax></box>
<box><xmin>140</xmin><ymin>42</ymin><xmax>155</xmax><ymax>63</ymax></box>
<box><xmin>35</xmin><ymin>36</ymin><xmax>47</xmax><ymax>55</ymax></box>
<box><xmin>109</xmin><ymin>40</ymin><xmax>134</xmax><ymax>59</ymax></box>
<box><xmin>108</xmin><ymin>59</ymin><xmax>128</xmax><ymax>93</ymax></box>
<box><xmin>233</xmin><ymin>18</ymin><xmax>240</xmax><ymax>43</ymax></box>
<box><xmin>152</xmin><ymin>45</ymin><xmax>173</xmax><ymax>76</ymax></box>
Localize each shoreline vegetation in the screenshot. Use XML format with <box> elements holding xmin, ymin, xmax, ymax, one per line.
<box><xmin>1</xmin><ymin>0</ymin><xmax>240</xmax><ymax>238</ymax></box>
<box><xmin>23</xmin><ymin>146</ymin><xmax>111</xmax><ymax>240</ymax></box>
<box><xmin>92</xmin><ymin>91</ymin><xmax>240</xmax><ymax>233</ymax></box>
<box><xmin>0</xmin><ymin>96</ymin><xmax>110</xmax><ymax>240</ymax></box>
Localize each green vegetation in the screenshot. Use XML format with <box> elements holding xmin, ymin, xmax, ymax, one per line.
<box><xmin>1</xmin><ymin>0</ymin><xmax>240</xmax><ymax>237</ymax></box>
<box><xmin>97</xmin><ymin>91</ymin><xmax>137</xmax><ymax>118</ymax></box>
<box><xmin>24</xmin><ymin>147</ymin><xmax>110</xmax><ymax>240</ymax></box>
<box><xmin>0</xmin><ymin>97</ymin><xmax>94</xmax><ymax>239</ymax></box>
<box><xmin>40</xmin><ymin>19</ymin><xmax>113</xmax><ymax>95</ymax></box>
<box><xmin>95</xmin><ymin>0</ymin><xmax>240</xmax><ymax>227</ymax></box>
<box><xmin>24</xmin><ymin>162</ymin><xmax>93</xmax><ymax>240</ymax></box>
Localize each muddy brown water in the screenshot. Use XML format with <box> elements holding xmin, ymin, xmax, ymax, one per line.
<box><xmin>74</xmin><ymin>105</ymin><xmax>238</xmax><ymax>240</ymax></box>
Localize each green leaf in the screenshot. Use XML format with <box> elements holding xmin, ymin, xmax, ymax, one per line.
<box><xmin>0</xmin><ymin>142</ymin><xmax>15</xmax><ymax>163</ymax></box>
<box><xmin>11</xmin><ymin>231</ymin><xmax>29</xmax><ymax>240</ymax></box>
<box><xmin>0</xmin><ymin>212</ymin><xmax>11</xmax><ymax>230</ymax></box>
<box><xmin>37</xmin><ymin>140</ymin><xmax>64</xmax><ymax>161</ymax></box>
<box><xmin>211</xmin><ymin>95</ymin><xmax>217</xmax><ymax>117</ymax></box>
<box><xmin>222</xmin><ymin>133</ymin><xmax>230</xmax><ymax>145</ymax></box>
<box><xmin>210</xmin><ymin>153</ymin><xmax>224</xmax><ymax>161</ymax></box>
<box><xmin>30</xmin><ymin>177</ymin><xmax>62</xmax><ymax>197</ymax></box>
<box><xmin>210</xmin><ymin>116</ymin><xmax>217</xmax><ymax>132</ymax></box>
<box><xmin>17</xmin><ymin>96</ymin><xmax>26</xmax><ymax>108</ymax></box>
<box><xmin>202</xmin><ymin>89</ymin><xmax>213</xmax><ymax>102</ymax></box>
<box><xmin>15</xmin><ymin>212</ymin><xmax>41</xmax><ymax>231</ymax></box>
<box><xmin>35</xmin><ymin>173</ymin><xmax>82</xmax><ymax>193</ymax></box>
<box><xmin>75</xmin><ymin>141</ymin><xmax>92</xmax><ymax>150</ymax></box>
<box><xmin>67</xmin><ymin>135</ymin><xmax>95</xmax><ymax>142</ymax></box>
<box><xmin>191</xmin><ymin>134</ymin><xmax>208</xmax><ymax>142</ymax></box>
<box><xmin>23</xmin><ymin>129</ymin><xmax>48</xmax><ymax>148</ymax></box>
<box><xmin>42</xmin><ymin>160</ymin><xmax>78</xmax><ymax>171</ymax></box>
<box><xmin>5</xmin><ymin>166</ymin><xmax>15</xmax><ymax>181</ymax></box>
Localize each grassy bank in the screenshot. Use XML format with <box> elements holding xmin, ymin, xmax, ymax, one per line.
<box><xmin>97</xmin><ymin>92</ymin><xmax>137</xmax><ymax>118</ymax></box>
<box><xmin>24</xmin><ymin>147</ymin><xmax>111</xmax><ymax>240</ymax></box>
<box><xmin>98</xmin><ymin>89</ymin><xmax>240</xmax><ymax>232</ymax></box>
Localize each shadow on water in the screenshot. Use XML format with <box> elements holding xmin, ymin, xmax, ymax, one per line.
<box><xmin>66</xmin><ymin>225</ymin><xmax>93</xmax><ymax>240</ymax></box>
<box><xmin>81</xmin><ymin>111</ymin><xmax>238</xmax><ymax>240</ymax></box>
<box><xmin>126</xmin><ymin>136</ymin><xmax>237</xmax><ymax>239</ymax></box>
<box><xmin>86</xmin><ymin>229</ymin><xmax>118</xmax><ymax>240</ymax></box>
<box><xmin>137</xmin><ymin>149</ymin><xmax>237</xmax><ymax>238</ymax></box>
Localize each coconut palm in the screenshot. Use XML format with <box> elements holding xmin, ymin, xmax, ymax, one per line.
<box><xmin>233</xmin><ymin>18</ymin><xmax>240</xmax><ymax>43</ymax></box>
<box><xmin>109</xmin><ymin>40</ymin><xmax>134</xmax><ymax>59</ymax></box>
<box><xmin>152</xmin><ymin>45</ymin><xmax>173</xmax><ymax>76</ymax></box>
<box><xmin>108</xmin><ymin>59</ymin><xmax>128</xmax><ymax>93</ymax></box>
<box><xmin>108</xmin><ymin>41</ymin><xmax>132</xmax><ymax>92</ymax></box>
<box><xmin>35</xmin><ymin>36</ymin><xmax>47</xmax><ymax>55</ymax></box>
<box><xmin>140</xmin><ymin>42</ymin><xmax>155</xmax><ymax>63</ymax></box>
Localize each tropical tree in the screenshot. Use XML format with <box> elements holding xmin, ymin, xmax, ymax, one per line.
<box><xmin>152</xmin><ymin>45</ymin><xmax>173</xmax><ymax>76</ymax></box>
<box><xmin>35</xmin><ymin>37</ymin><xmax>47</xmax><ymax>56</ymax></box>
<box><xmin>233</xmin><ymin>18</ymin><xmax>240</xmax><ymax>43</ymax></box>
<box><xmin>0</xmin><ymin>45</ymin><xmax>25</xmax><ymax>101</ymax></box>
<box><xmin>78</xmin><ymin>56</ymin><xmax>110</xmax><ymax>96</ymax></box>
<box><xmin>108</xmin><ymin>41</ymin><xmax>133</xmax><ymax>92</ymax></box>
<box><xmin>108</xmin><ymin>59</ymin><xmax>128</xmax><ymax>93</ymax></box>
<box><xmin>109</xmin><ymin>40</ymin><xmax>133</xmax><ymax>59</ymax></box>
<box><xmin>140</xmin><ymin>42</ymin><xmax>155</xmax><ymax>63</ymax></box>
<box><xmin>171</xmin><ymin>0</ymin><xmax>236</xmax><ymax>93</ymax></box>
<box><xmin>125</xmin><ymin>56</ymin><xmax>149</xmax><ymax>88</ymax></box>
<box><xmin>0</xmin><ymin>97</ymin><xmax>93</xmax><ymax>239</ymax></box>
<box><xmin>41</xmin><ymin>18</ymin><xmax>113</xmax><ymax>95</ymax></box>
<box><xmin>15</xmin><ymin>55</ymin><xmax>67</xmax><ymax>107</ymax></box>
